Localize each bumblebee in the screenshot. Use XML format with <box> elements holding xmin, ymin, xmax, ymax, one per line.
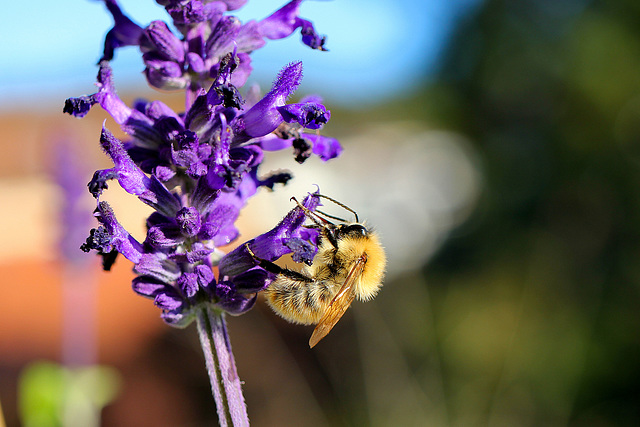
<box><xmin>247</xmin><ymin>195</ymin><xmax>386</xmax><ymax>347</ymax></box>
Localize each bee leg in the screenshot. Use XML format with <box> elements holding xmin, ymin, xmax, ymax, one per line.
<box><xmin>245</xmin><ymin>243</ymin><xmax>314</xmax><ymax>282</ymax></box>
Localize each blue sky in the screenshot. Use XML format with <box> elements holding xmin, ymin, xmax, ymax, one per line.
<box><xmin>0</xmin><ymin>0</ymin><xmax>479</xmax><ymax>110</ymax></box>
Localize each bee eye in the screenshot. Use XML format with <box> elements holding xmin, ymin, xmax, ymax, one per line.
<box><xmin>342</xmin><ymin>224</ymin><xmax>368</xmax><ymax>237</ymax></box>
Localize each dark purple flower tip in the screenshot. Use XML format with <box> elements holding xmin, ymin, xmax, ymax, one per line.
<box><xmin>254</xmin><ymin>170</ymin><xmax>293</xmax><ymax>190</ymax></box>
<box><xmin>80</xmin><ymin>226</ymin><xmax>114</xmax><ymax>254</ymax></box>
<box><xmin>214</xmin><ymin>281</ymin><xmax>257</xmax><ymax>315</ymax></box>
<box><xmin>292</xmin><ymin>137</ymin><xmax>313</xmax><ymax>164</ymax></box>
<box><xmin>101</xmin><ymin>0</ymin><xmax>145</xmax><ymax>61</ymax></box>
<box><xmin>176</xmin><ymin>207</ymin><xmax>202</xmax><ymax>237</ymax></box>
<box><xmin>90</xmin><ymin>201</ymin><xmax>144</xmax><ymax>264</ymax></box>
<box><xmin>88</xmin><ymin>169</ymin><xmax>119</xmax><ymax>198</ymax></box>
<box><xmin>239</xmin><ymin>61</ymin><xmax>303</xmax><ymax>138</ymax></box>
<box><xmin>206</xmin><ymin>146</ymin><xmax>261</xmax><ymax>190</ymax></box>
<box><xmin>63</xmin><ymin>95</ymin><xmax>98</xmax><ymax>118</ymax></box>
<box><xmin>215</xmin><ymin>84</ymin><xmax>244</xmax><ymax>110</ymax></box>
<box><xmin>141</xmin><ymin>20</ymin><xmax>185</xmax><ymax>63</ymax></box>
<box><xmin>177</xmin><ymin>272</ymin><xmax>199</xmax><ymax>298</ymax></box>
<box><xmin>277</xmin><ymin>102</ymin><xmax>330</xmax><ymax>129</ymax></box>
<box><xmin>218</xmin><ymin>191</ymin><xmax>320</xmax><ymax>277</ymax></box>
<box><xmin>300</xmin><ymin>19</ymin><xmax>327</xmax><ymax>51</ymax></box>
<box><xmin>73</xmin><ymin>61</ymin><xmax>151</xmax><ymax>127</ymax></box>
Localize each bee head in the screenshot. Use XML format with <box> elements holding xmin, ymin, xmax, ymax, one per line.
<box><xmin>337</xmin><ymin>223</ymin><xmax>369</xmax><ymax>239</ymax></box>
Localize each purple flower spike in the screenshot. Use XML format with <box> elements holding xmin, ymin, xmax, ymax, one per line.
<box><xmin>70</xmin><ymin>2</ymin><xmax>344</xmax><ymax>422</ymax></box>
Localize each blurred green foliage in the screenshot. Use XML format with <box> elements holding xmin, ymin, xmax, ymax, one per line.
<box><xmin>18</xmin><ymin>362</ymin><xmax>120</xmax><ymax>427</ymax></box>
<box><xmin>395</xmin><ymin>0</ymin><xmax>640</xmax><ymax>425</ymax></box>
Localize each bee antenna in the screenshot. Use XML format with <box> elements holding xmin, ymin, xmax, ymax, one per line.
<box><xmin>290</xmin><ymin>196</ymin><xmax>331</xmax><ymax>227</ymax></box>
<box><xmin>316</xmin><ymin>194</ymin><xmax>359</xmax><ymax>223</ymax></box>
<box><xmin>315</xmin><ymin>209</ymin><xmax>349</xmax><ymax>223</ymax></box>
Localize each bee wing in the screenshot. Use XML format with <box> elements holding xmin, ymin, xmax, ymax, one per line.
<box><xmin>309</xmin><ymin>255</ymin><xmax>367</xmax><ymax>348</ymax></box>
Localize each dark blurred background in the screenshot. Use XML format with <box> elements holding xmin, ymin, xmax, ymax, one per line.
<box><xmin>2</xmin><ymin>0</ymin><xmax>640</xmax><ymax>426</ymax></box>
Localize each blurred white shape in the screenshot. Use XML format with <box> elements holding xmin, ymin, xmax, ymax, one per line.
<box><xmin>243</xmin><ymin>122</ymin><xmax>482</xmax><ymax>277</ymax></box>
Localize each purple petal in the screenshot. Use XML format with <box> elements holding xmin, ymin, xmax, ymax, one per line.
<box><xmin>144</xmin><ymin>58</ymin><xmax>188</xmax><ymax>90</ymax></box>
<box><xmin>231</xmin><ymin>268</ymin><xmax>271</xmax><ymax>293</ymax></box>
<box><xmin>141</xmin><ymin>20</ymin><xmax>185</xmax><ymax>62</ymax></box>
<box><xmin>132</xmin><ymin>276</ymin><xmax>169</xmax><ymax>298</ymax></box>
<box><xmin>240</xmin><ymin>62</ymin><xmax>303</xmax><ymax>138</ymax></box>
<box><xmin>99</xmin><ymin>126</ymin><xmax>150</xmax><ymax>195</ymax></box>
<box><xmin>101</xmin><ymin>0</ymin><xmax>144</xmax><ymax>61</ymax></box>
<box><xmin>175</xmin><ymin>207</ymin><xmax>202</xmax><ymax>237</ymax></box>
<box><xmin>98</xmin><ymin>126</ymin><xmax>182</xmax><ymax>216</ymax></box>
<box><xmin>146</xmin><ymin>224</ymin><xmax>182</xmax><ymax>248</ymax></box>
<box><xmin>214</xmin><ymin>281</ymin><xmax>257</xmax><ymax>315</ymax></box>
<box><xmin>218</xmin><ymin>191</ymin><xmax>320</xmax><ymax>277</ymax></box>
<box><xmin>230</xmin><ymin>52</ymin><xmax>252</xmax><ymax>87</ymax></box>
<box><xmin>196</xmin><ymin>264</ymin><xmax>216</xmax><ymax>290</ymax></box>
<box><xmin>234</xmin><ymin>20</ymin><xmax>266</xmax><ymax>53</ymax></box>
<box><xmin>259</xmin><ymin>134</ymin><xmax>293</xmax><ymax>151</ymax></box>
<box><xmin>177</xmin><ymin>272</ymin><xmax>199</xmax><ymax>298</ymax></box>
<box><xmin>205</xmin><ymin>16</ymin><xmax>241</xmax><ymax>59</ymax></box>
<box><xmin>304</xmin><ymin>133</ymin><xmax>343</xmax><ymax>161</ymax></box>
<box><xmin>258</xmin><ymin>0</ymin><xmax>327</xmax><ymax>51</ymax></box>
<box><xmin>258</xmin><ymin>0</ymin><xmax>304</xmax><ymax>40</ymax></box>
<box><xmin>221</xmin><ymin>0</ymin><xmax>247</xmax><ymax>11</ymax></box>
<box><xmin>155</xmin><ymin>288</ymin><xmax>185</xmax><ymax>311</ymax></box>
<box><xmin>135</xmin><ymin>252</ymin><xmax>182</xmax><ymax>283</ymax></box>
